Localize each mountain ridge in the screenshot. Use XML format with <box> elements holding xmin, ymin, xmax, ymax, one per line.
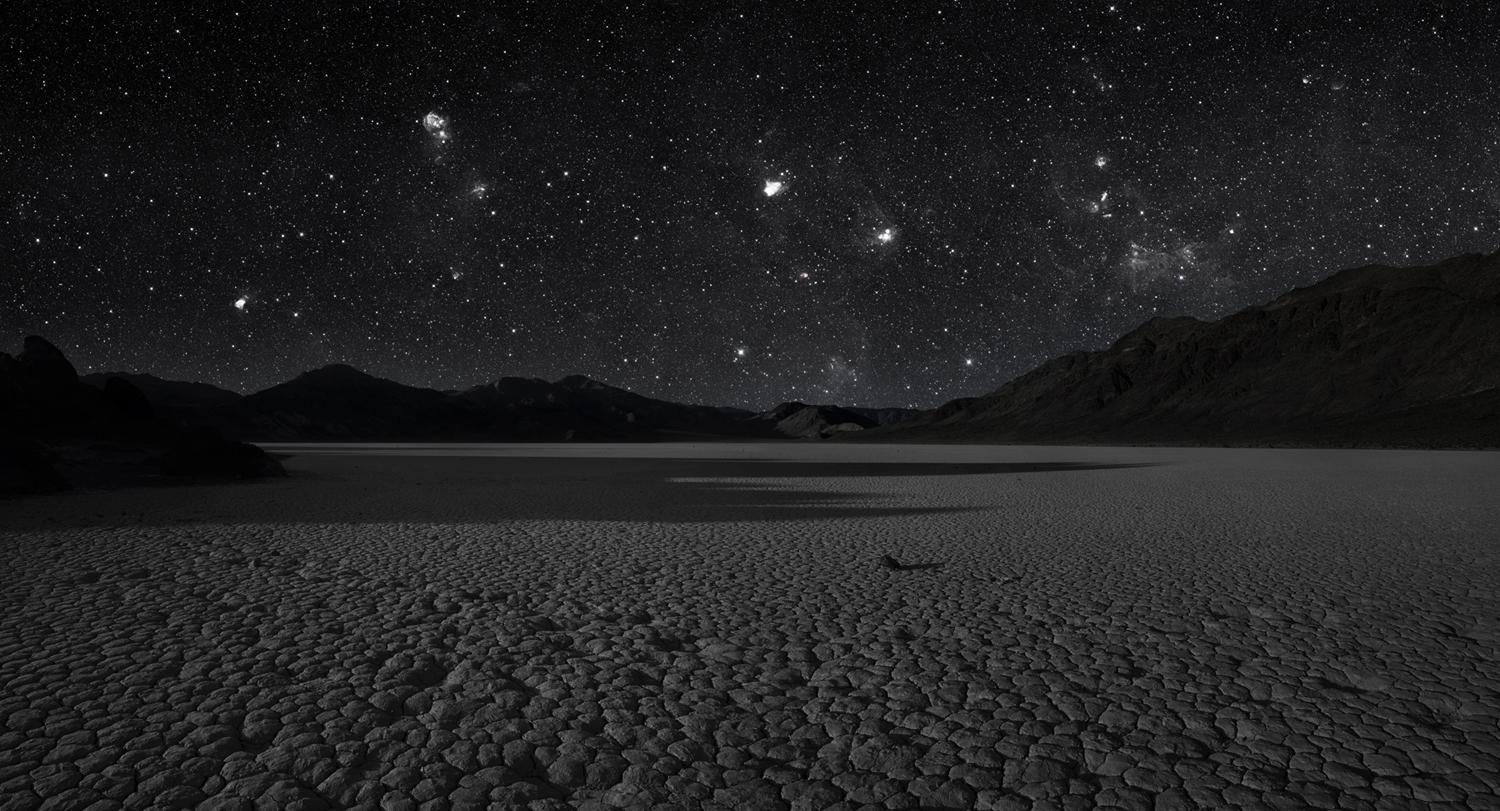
<box><xmin>78</xmin><ymin>363</ymin><xmax>918</xmax><ymax>442</ymax></box>
<box><xmin>59</xmin><ymin>248</ymin><xmax>1500</xmax><ymax>448</ymax></box>
<box><xmin>868</xmin><ymin>249</ymin><xmax>1500</xmax><ymax>447</ymax></box>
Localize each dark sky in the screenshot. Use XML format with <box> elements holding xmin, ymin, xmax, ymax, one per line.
<box><xmin>5</xmin><ymin>1</ymin><xmax>1498</xmax><ymax>408</ymax></box>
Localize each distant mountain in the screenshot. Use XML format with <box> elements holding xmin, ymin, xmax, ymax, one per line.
<box><xmin>81</xmin><ymin>372</ymin><xmax>241</xmax><ymax>411</ymax></box>
<box><xmin>844</xmin><ymin>406</ymin><xmax>923</xmax><ymax>427</ymax></box>
<box><xmin>20</xmin><ymin>248</ymin><xmax>1497</xmax><ymax>456</ymax></box>
<box><xmin>874</xmin><ymin>250</ymin><xmax>1500</xmax><ymax>447</ymax></box>
<box><xmin>757</xmin><ymin>402</ymin><xmax>919</xmax><ymax>439</ymax></box>
<box><xmin>223</xmin><ymin>365</ymin><xmax>485</xmax><ymax>440</ymax></box>
<box><xmin>458</xmin><ymin>375</ymin><xmax>762</xmax><ymax>439</ymax></box>
<box><xmin>182</xmin><ymin>366</ymin><xmax>923</xmax><ymax>442</ymax></box>
<box><xmin>190</xmin><ymin>367</ymin><xmax>778</xmax><ymax>442</ymax></box>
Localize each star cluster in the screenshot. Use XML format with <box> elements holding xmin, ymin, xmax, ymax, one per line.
<box><xmin>5</xmin><ymin>2</ymin><xmax>1499</xmax><ymax>408</ymax></box>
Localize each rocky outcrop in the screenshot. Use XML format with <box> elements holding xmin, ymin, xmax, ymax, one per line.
<box><xmin>0</xmin><ymin>336</ymin><xmax>283</xmax><ymax>492</ymax></box>
<box><xmin>0</xmin><ymin>436</ymin><xmax>69</xmax><ymax>494</ymax></box>
<box><xmin>17</xmin><ymin>335</ymin><xmax>78</xmax><ymax>389</ymax></box>
<box><xmin>160</xmin><ymin>426</ymin><xmax>286</xmax><ymax>478</ymax></box>
<box><xmin>882</xmin><ymin>250</ymin><xmax>1500</xmax><ymax>447</ymax></box>
<box><xmin>758</xmin><ymin>402</ymin><xmax>878</xmax><ymax>439</ymax></box>
<box><xmin>101</xmin><ymin>377</ymin><xmax>154</xmax><ymax>422</ymax></box>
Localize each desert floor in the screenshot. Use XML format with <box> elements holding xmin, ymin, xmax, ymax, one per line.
<box><xmin>1</xmin><ymin>443</ymin><xmax>1497</xmax><ymax>810</ymax></box>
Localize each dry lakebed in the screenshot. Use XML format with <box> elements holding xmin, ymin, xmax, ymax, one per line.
<box><xmin>1</xmin><ymin>442</ymin><xmax>1497</xmax><ymax>810</ymax></box>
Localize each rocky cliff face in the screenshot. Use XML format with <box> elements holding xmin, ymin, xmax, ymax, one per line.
<box><xmin>887</xmin><ymin>251</ymin><xmax>1500</xmax><ymax>447</ymax></box>
<box><xmin>1</xmin><ymin>337</ymin><xmax>283</xmax><ymax>491</ymax></box>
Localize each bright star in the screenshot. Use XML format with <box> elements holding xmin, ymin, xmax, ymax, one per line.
<box><xmin>763</xmin><ymin>179</ymin><xmax>784</xmax><ymax>197</ymax></box>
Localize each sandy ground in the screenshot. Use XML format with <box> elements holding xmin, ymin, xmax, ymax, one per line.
<box><xmin>1</xmin><ymin>442</ymin><xmax>1497</xmax><ymax>810</ymax></box>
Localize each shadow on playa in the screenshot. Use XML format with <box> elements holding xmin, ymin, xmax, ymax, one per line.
<box><xmin>3</xmin><ymin>455</ymin><xmax>1160</xmax><ymax>529</ymax></box>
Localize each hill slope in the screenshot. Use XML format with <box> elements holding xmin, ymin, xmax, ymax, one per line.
<box><xmin>880</xmin><ymin>250</ymin><xmax>1500</xmax><ymax>447</ymax></box>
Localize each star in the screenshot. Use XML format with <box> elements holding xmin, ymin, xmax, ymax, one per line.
<box><xmin>9</xmin><ymin>2</ymin><xmax>1490</xmax><ymax>411</ymax></box>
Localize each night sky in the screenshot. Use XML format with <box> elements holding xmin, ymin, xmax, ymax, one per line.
<box><xmin>6</xmin><ymin>2</ymin><xmax>1499</xmax><ymax>409</ymax></box>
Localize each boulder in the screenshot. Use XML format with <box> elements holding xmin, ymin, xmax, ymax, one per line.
<box><xmin>160</xmin><ymin>427</ymin><xmax>286</xmax><ymax>478</ymax></box>
<box><xmin>0</xmin><ymin>435</ymin><xmax>70</xmax><ymax>494</ymax></box>
<box><xmin>103</xmin><ymin>377</ymin><xmax>155</xmax><ymax>421</ymax></box>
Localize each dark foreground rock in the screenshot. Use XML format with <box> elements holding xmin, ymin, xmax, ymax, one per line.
<box><xmin>0</xmin><ymin>436</ymin><xmax>70</xmax><ymax>494</ymax></box>
<box><xmin>160</xmin><ymin>427</ymin><xmax>287</xmax><ymax>478</ymax></box>
<box><xmin>0</xmin><ymin>335</ymin><xmax>284</xmax><ymax>492</ymax></box>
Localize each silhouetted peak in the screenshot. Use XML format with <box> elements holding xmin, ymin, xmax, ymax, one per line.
<box><xmin>556</xmin><ymin>375</ymin><xmax>629</xmax><ymax>394</ymax></box>
<box><xmin>19</xmin><ymin>335</ymin><xmax>78</xmax><ymax>388</ymax></box>
<box><xmin>250</xmin><ymin>364</ymin><xmax>430</xmax><ymax>400</ymax></box>
<box><xmin>292</xmin><ymin>364</ymin><xmax>384</xmax><ymax>385</ymax></box>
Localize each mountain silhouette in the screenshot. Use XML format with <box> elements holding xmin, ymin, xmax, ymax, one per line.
<box><xmin>874</xmin><ymin>250</ymin><xmax>1500</xmax><ymax>447</ymax></box>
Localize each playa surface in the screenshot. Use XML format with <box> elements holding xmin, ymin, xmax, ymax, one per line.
<box><xmin>1</xmin><ymin>443</ymin><xmax>1497</xmax><ymax>810</ymax></box>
